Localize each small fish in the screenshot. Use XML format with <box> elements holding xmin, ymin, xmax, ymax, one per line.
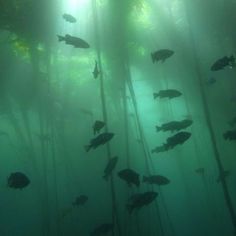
<box><xmin>143</xmin><ymin>175</ymin><xmax>170</xmax><ymax>185</ymax></box>
<box><xmin>90</xmin><ymin>223</ymin><xmax>113</xmax><ymax>236</ymax></box>
<box><xmin>151</xmin><ymin>49</ymin><xmax>174</xmax><ymax>63</ymax></box>
<box><xmin>84</xmin><ymin>132</ymin><xmax>114</xmax><ymax>152</ymax></box>
<box><xmin>7</xmin><ymin>172</ymin><xmax>30</xmax><ymax>189</ymax></box>
<box><xmin>156</xmin><ymin>119</ymin><xmax>193</xmax><ymax>133</ymax></box>
<box><xmin>72</xmin><ymin>195</ymin><xmax>88</xmax><ymax>206</ymax></box>
<box><xmin>151</xmin><ymin>145</ymin><xmax>168</xmax><ymax>154</ymax></box>
<box><xmin>118</xmin><ymin>168</ymin><xmax>140</xmax><ymax>187</ymax></box>
<box><xmin>57</xmin><ymin>34</ymin><xmax>90</xmax><ymax>48</ymax></box>
<box><xmin>164</xmin><ymin>131</ymin><xmax>191</xmax><ymax>150</ymax></box>
<box><xmin>153</xmin><ymin>89</ymin><xmax>182</xmax><ymax>99</ymax></box>
<box><xmin>103</xmin><ymin>156</ymin><xmax>118</xmax><ymax>180</ymax></box>
<box><xmin>93</xmin><ymin>120</ymin><xmax>105</xmax><ymax>135</ymax></box>
<box><xmin>127</xmin><ymin>191</ymin><xmax>158</xmax><ymax>214</ymax></box>
<box><xmin>223</xmin><ymin>130</ymin><xmax>236</xmax><ymax>141</ymax></box>
<box><xmin>211</xmin><ymin>55</ymin><xmax>235</xmax><ymax>71</ymax></box>
<box><xmin>217</xmin><ymin>170</ymin><xmax>230</xmax><ymax>183</ymax></box>
<box><xmin>93</xmin><ymin>60</ymin><xmax>100</xmax><ymax>79</ymax></box>
<box><xmin>195</xmin><ymin>168</ymin><xmax>205</xmax><ymax>175</ymax></box>
<box><xmin>62</xmin><ymin>13</ymin><xmax>77</xmax><ymax>23</ymax></box>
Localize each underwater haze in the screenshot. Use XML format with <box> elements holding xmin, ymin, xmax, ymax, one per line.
<box><xmin>0</xmin><ymin>0</ymin><xmax>236</xmax><ymax>235</ymax></box>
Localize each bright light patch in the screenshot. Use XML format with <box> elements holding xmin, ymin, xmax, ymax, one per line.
<box><xmin>67</xmin><ymin>0</ymin><xmax>89</xmax><ymax>9</ymax></box>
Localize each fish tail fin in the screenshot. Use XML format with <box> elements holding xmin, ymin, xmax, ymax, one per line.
<box><xmin>151</xmin><ymin>53</ymin><xmax>155</xmax><ymax>63</ymax></box>
<box><xmin>156</xmin><ymin>126</ymin><xmax>161</xmax><ymax>132</ymax></box>
<box><xmin>84</xmin><ymin>145</ymin><xmax>91</xmax><ymax>152</ymax></box>
<box><xmin>57</xmin><ymin>35</ymin><xmax>64</xmax><ymax>42</ymax></box>
<box><xmin>143</xmin><ymin>176</ymin><xmax>147</xmax><ymax>182</ymax></box>
<box><xmin>153</xmin><ymin>93</ymin><xmax>159</xmax><ymax>99</ymax></box>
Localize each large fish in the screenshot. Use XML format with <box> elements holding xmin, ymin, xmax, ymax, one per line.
<box><xmin>62</xmin><ymin>14</ymin><xmax>77</xmax><ymax>23</ymax></box>
<box><xmin>84</xmin><ymin>132</ymin><xmax>114</xmax><ymax>152</ymax></box>
<box><xmin>118</xmin><ymin>168</ymin><xmax>140</xmax><ymax>187</ymax></box>
<box><xmin>7</xmin><ymin>172</ymin><xmax>30</xmax><ymax>189</ymax></box>
<box><xmin>156</xmin><ymin>119</ymin><xmax>193</xmax><ymax>132</ymax></box>
<box><xmin>127</xmin><ymin>191</ymin><xmax>158</xmax><ymax>214</ymax></box>
<box><xmin>57</xmin><ymin>34</ymin><xmax>90</xmax><ymax>48</ymax></box>
<box><xmin>211</xmin><ymin>55</ymin><xmax>235</xmax><ymax>71</ymax></box>
<box><xmin>151</xmin><ymin>49</ymin><xmax>174</xmax><ymax>63</ymax></box>
<box><xmin>164</xmin><ymin>131</ymin><xmax>191</xmax><ymax>150</ymax></box>
<box><xmin>153</xmin><ymin>89</ymin><xmax>182</xmax><ymax>99</ymax></box>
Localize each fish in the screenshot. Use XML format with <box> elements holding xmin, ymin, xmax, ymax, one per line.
<box><xmin>93</xmin><ymin>60</ymin><xmax>100</xmax><ymax>79</ymax></box>
<box><xmin>62</xmin><ymin>14</ymin><xmax>77</xmax><ymax>23</ymax></box>
<box><xmin>90</xmin><ymin>223</ymin><xmax>113</xmax><ymax>236</ymax></box>
<box><xmin>84</xmin><ymin>132</ymin><xmax>114</xmax><ymax>152</ymax></box>
<box><xmin>80</xmin><ymin>108</ymin><xmax>93</xmax><ymax>117</ymax></box>
<box><xmin>156</xmin><ymin>119</ymin><xmax>193</xmax><ymax>132</ymax></box>
<box><xmin>211</xmin><ymin>55</ymin><xmax>235</xmax><ymax>71</ymax></box>
<box><xmin>57</xmin><ymin>34</ymin><xmax>90</xmax><ymax>48</ymax></box>
<box><xmin>195</xmin><ymin>168</ymin><xmax>205</xmax><ymax>175</ymax></box>
<box><xmin>118</xmin><ymin>168</ymin><xmax>140</xmax><ymax>187</ymax></box>
<box><xmin>228</xmin><ymin>117</ymin><xmax>236</xmax><ymax>127</ymax></box>
<box><xmin>164</xmin><ymin>131</ymin><xmax>191</xmax><ymax>150</ymax></box>
<box><xmin>153</xmin><ymin>89</ymin><xmax>182</xmax><ymax>99</ymax></box>
<box><xmin>223</xmin><ymin>130</ymin><xmax>236</xmax><ymax>141</ymax></box>
<box><xmin>151</xmin><ymin>49</ymin><xmax>174</xmax><ymax>63</ymax></box>
<box><xmin>72</xmin><ymin>195</ymin><xmax>88</xmax><ymax>206</ymax></box>
<box><xmin>93</xmin><ymin>120</ymin><xmax>105</xmax><ymax>135</ymax></box>
<box><xmin>103</xmin><ymin>156</ymin><xmax>118</xmax><ymax>180</ymax></box>
<box><xmin>7</xmin><ymin>172</ymin><xmax>30</xmax><ymax>189</ymax></box>
<box><xmin>217</xmin><ymin>170</ymin><xmax>230</xmax><ymax>183</ymax></box>
<box><xmin>143</xmin><ymin>175</ymin><xmax>170</xmax><ymax>185</ymax></box>
<box><xmin>127</xmin><ymin>191</ymin><xmax>158</xmax><ymax>214</ymax></box>
<box><xmin>151</xmin><ymin>145</ymin><xmax>168</xmax><ymax>154</ymax></box>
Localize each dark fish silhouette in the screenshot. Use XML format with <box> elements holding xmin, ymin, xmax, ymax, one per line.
<box><xmin>118</xmin><ymin>168</ymin><xmax>140</xmax><ymax>187</ymax></box>
<box><xmin>7</xmin><ymin>172</ymin><xmax>30</xmax><ymax>189</ymax></box>
<box><xmin>62</xmin><ymin>13</ymin><xmax>77</xmax><ymax>23</ymax></box>
<box><xmin>151</xmin><ymin>144</ymin><xmax>168</xmax><ymax>154</ymax></box>
<box><xmin>127</xmin><ymin>191</ymin><xmax>158</xmax><ymax>214</ymax></box>
<box><xmin>93</xmin><ymin>60</ymin><xmax>100</xmax><ymax>79</ymax></box>
<box><xmin>93</xmin><ymin>120</ymin><xmax>105</xmax><ymax>135</ymax></box>
<box><xmin>211</xmin><ymin>55</ymin><xmax>235</xmax><ymax>71</ymax></box>
<box><xmin>103</xmin><ymin>156</ymin><xmax>118</xmax><ymax>180</ymax></box>
<box><xmin>90</xmin><ymin>223</ymin><xmax>113</xmax><ymax>236</ymax></box>
<box><xmin>156</xmin><ymin>119</ymin><xmax>193</xmax><ymax>133</ymax></box>
<box><xmin>151</xmin><ymin>49</ymin><xmax>174</xmax><ymax>63</ymax></box>
<box><xmin>57</xmin><ymin>34</ymin><xmax>90</xmax><ymax>48</ymax></box>
<box><xmin>223</xmin><ymin>130</ymin><xmax>236</xmax><ymax>140</ymax></box>
<box><xmin>84</xmin><ymin>132</ymin><xmax>114</xmax><ymax>152</ymax></box>
<box><xmin>153</xmin><ymin>89</ymin><xmax>182</xmax><ymax>99</ymax></box>
<box><xmin>143</xmin><ymin>175</ymin><xmax>170</xmax><ymax>185</ymax></box>
<box><xmin>72</xmin><ymin>195</ymin><xmax>88</xmax><ymax>206</ymax></box>
<box><xmin>164</xmin><ymin>132</ymin><xmax>191</xmax><ymax>150</ymax></box>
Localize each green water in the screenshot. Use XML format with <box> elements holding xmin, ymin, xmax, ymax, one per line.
<box><xmin>0</xmin><ymin>0</ymin><xmax>236</xmax><ymax>235</ymax></box>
